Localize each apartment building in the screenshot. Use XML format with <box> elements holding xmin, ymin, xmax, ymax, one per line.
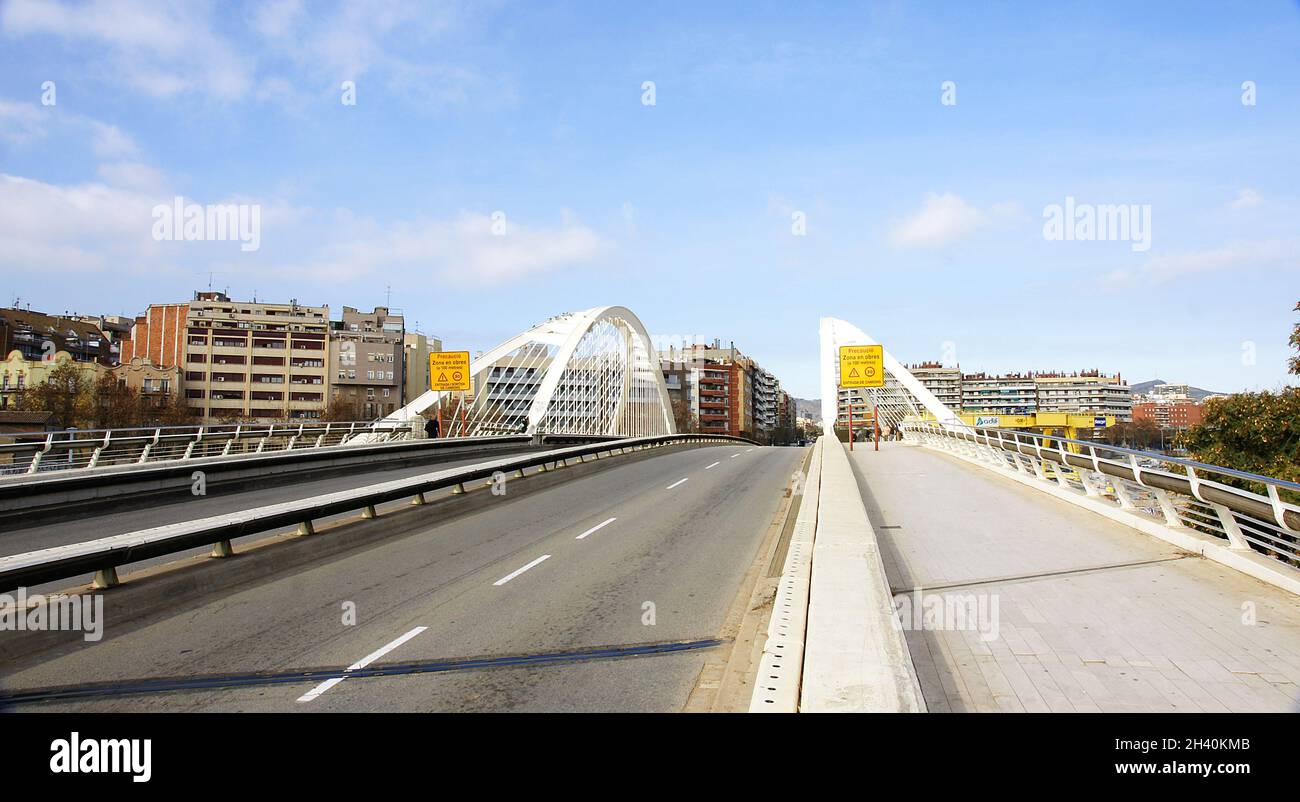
<box><xmin>961</xmin><ymin>372</ymin><xmax>1038</xmax><ymax>415</ymax></box>
<box><xmin>113</xmin><ymin>357</ymin><xmax>181</xmax><ymax>411</ymax></box>
<box><xmin>0</xmin><ymin>307</ymin><xmax>113</xmax><ymax>366</ymax></box>
<box><xmin>1034</xmin><ymin>371</ymin><xmax>1131</xmax><ymax>421</ymax></box>
<box><xmin>182</xmin><ymin>291</ymin><xmax>330</xmax><ymax>422</ymax></box>
<box><xmin>402</xmin><ymin>332</ymin><xmax>442</xmax><ymax>405</ymax></box>
<box><xmin>329</xmin><ymin>306</ymin><xmax>405</xmax><ymax>419</ymax></box>
<box><xmin>1133</xmin><ymin>400</ymin><xmax>1204</xmax><ymax>429</ymax></box>
<box><xmin>752</xmin><ymin>367</ymin><xmax>778</xmax><ymax>432</ymax></box>
<box><xmin>1</xmin><ymin>349</ymin><xmax>108</xmax><ymax>411</ymax></box>
<box><xmin>908</xmin><ymin>362</ymin><xmax>962</xmax><ymax>411</ymax></box>
<box><xmin>120</xmin><ymin>302</ymin><xmax>189</xmax><ymax>369</ymax></box>
<box><xmin>658</xmin><ymin>340</ymin><xmax>781</xmax><ymax>440</ymax></box>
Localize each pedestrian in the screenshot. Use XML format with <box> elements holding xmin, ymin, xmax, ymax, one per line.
<box><xmin>425</xmin><ymin>416</ymin><xmax>440</xmax><ymax>439</ymax></box>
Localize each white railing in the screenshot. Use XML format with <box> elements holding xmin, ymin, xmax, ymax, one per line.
<box><xmin>0</xmin><ymin>420</ymin><xmax>419</xmax><ymax>477</ymax></box>
<box><xmin>902</xmin><ymin>421</ymin><xmax>1300</xmax><ymax>571</ymax></box>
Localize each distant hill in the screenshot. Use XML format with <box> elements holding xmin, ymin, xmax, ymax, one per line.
<box><xmin>793</xmin><ymin>397</ymin><xmax>821</xmax><ymax>421</ymax></box>
<box><xmin>1130</xmin><ymin>380</ymin><xmax>1225</xmax><ymax>401</ymax></box>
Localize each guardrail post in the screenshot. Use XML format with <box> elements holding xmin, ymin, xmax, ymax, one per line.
<box><xmin>298</xmin><ymin>520</ymin><xmax>316</xmax><ymax>535</ymax></box>
<box><xmin>362</xmin><ymin>504</ymin><xmax>378</xmax><ymax>519</ymax></box>
<box><xmin>411</xmin><ymin>492</ymin><xmax>426</xmax><ymax>506</ymax></box>
<box><xmin>1209</xmin><ymin>503</ymin><xmax>1251</xmax><ymax>550</ymax></box>
<box><xmin>1152</xmin><ymin>490</ymin><xmax>1183</xmax><ymax>527</ymax></box>
<box><xmin>1076</xmin><ymin>469</ymin><xmax>1101</xmax><ymax>497</ymax></box>
<box><xmin>452</xmin><ymin>482</ymin><xmax>467</xmax><ymax>494</ymax></box>
<box><xmin>1110</xmin><ymin>480</ymin><xmax>1137</xmax><ymax>509</ymax></box>
<box><xmin>211</xmin><ymin>539</ymin><xmax>234</xmax><ymax>558</ymax></box>
<box><xmin>93</xmin><ymin>566</ymin><xmax>119</xmax><ymax>589</ymax></box>
<box><xmin>1029</xmin><ymin>456</ymin><xmax>1048</xmax><ymax>481</ymax></box>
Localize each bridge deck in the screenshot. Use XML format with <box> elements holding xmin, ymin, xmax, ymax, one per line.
<box><xmin>850</xmin><ymin>442</ymin><xmax>1300</xmax><ymax>712</ymax></box>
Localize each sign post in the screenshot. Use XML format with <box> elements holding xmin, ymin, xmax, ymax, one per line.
<box><xmin>838</xmin><ymin>345</ymin><xmax>884</xmax><ymax>451</ymax></box>
<box><xmin>429</xmin><ymin>352</ymin><xmax>472</xmax><ymax>439</ymax></box>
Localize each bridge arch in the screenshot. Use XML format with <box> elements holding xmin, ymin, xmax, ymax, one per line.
<box><xmin>819</xmin><ymin>316</ymin><xmax>961</xmax><ymax>437</ymax></box>
<box><xmin>385</xmin><ymin>306</ymin><xmax>675</xmax><ymax>438</ymax></box>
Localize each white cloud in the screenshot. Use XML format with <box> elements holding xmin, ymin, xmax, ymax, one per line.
<box><xmin>1141</xmin><ymin>240</ymin><xmax>1297</xmax><ymax>282</ymax></box>
<box><xmin>0</xmin><ymin>170</ymin><xmax>607</xmax><ymax>288</ymax></box>
<box><xmin>89</xmin><ymin>121</ymin><xmax>138</xmax><ymax>158</ymax></box>
<box><xmin>1230</xmin><ymin>188</ymin><xmax>1263</xmax><ymax>209</ymax></box>
<box><xmin>275</xmin><ymin>211</ymin><xmax>609</xmax><ymax>286</ymax></box>
<box><xmin>2</xmin><ymin>0</ymin><xmax>253</xmax><ymax>100</ymax></box>
<box><xmin>0</xmin><ymin>99</ymin><xmax>45</xmax><ymax>145</ymax></box>
<box><xmin>1100</xmin><ymin>239</ymin><xmax>1300</xmax><ymax>288</ymax></box>
<box><xmin>0</xmin><ymin>173</ymin><xmax>162</xmax><ymax>272</ymax></box>
<box><xmin>890</xmin><ymin>192</ymin><xmax>988</xmax><ymax>248</ymax></box>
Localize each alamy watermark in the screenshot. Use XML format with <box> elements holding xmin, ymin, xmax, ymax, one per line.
<box><xmin>152</xmin><ymin>196</ymin><xmax>261</xmax><ymax>252</ymax></box>
<box><xmin>1042</xmin><ymin>196</ymin><xmax>1150</xmax><ymax>252</ymax></box>
<box><xmin>0</xmin><ymin>587</ymin><xmax>103</xmax><ymax>642</ymax></box>
<box><xmin>50</xmin><ymin>732</ymin><xmax>151</xmax><ymax>783</ymax></box>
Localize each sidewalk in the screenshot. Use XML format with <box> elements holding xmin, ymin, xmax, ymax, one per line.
<box><xmin>850</xmin><ymin>441</ymin><xmax>1300</xmax><ymax>712</ymax></box>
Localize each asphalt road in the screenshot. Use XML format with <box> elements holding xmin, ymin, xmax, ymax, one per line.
<box><xmin>1</xmin><ymin>443</ymin><xmax>805</xmax><ymax>712</ymax></box>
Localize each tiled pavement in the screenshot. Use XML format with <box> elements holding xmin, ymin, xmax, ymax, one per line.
<box><xmin>850</xmin><ymin>442</ymin><xmax>1300</xmax><ymax>712</ymax></box>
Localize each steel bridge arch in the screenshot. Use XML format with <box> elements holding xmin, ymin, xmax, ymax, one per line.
<box><xmin>383</xmin><ymin>306</ymin><xmax>675</xmax><ymax>438</ymax></box>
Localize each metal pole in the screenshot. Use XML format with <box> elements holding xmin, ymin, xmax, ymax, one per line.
<box><xmin>848</xmin><ymin>400</ymin><xmax>854</xmax><ymax>451</ymax></box>
<box><xmin>874</xmin><ymin>403</ymin><xmax>880</xmax><ymax>451</ymax></box>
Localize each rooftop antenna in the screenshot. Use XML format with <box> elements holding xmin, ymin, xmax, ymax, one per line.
<box><xmin>386</xmin><ymin>285</ymin><xmax>392</xmax><ymax>308</ymax></box>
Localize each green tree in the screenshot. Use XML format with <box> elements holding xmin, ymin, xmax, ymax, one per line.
<box><xmin>17</xmin><ymin>361</ymin><xmax>94</xmax><ymax>429</ymax></box>
<box><xmin>1183</xmin><ymin>389</ymin><xmax>1300</xmax><ymax>486</ymax></box>
<box><xmin>1290</xmin><ymin>300</ymin><xmax>1300</xmax><ymax>376</ymax></box>
<box><xmin>91</xmin><ymin>373</ymin><xmax>143</xmax><ymax>429</ymax></box>
<box><xmin>1182</xmin><ymin>301</ymin><xmax>1300</xmax><ymax>493</ymax></box>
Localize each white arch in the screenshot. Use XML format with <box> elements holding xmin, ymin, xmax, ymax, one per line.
<box><xmin>382</xmin><ymin>306</ymin><xmax>674</xmax><ymax>438</ymax></box>
<box><xmin>819</xmin><ymin>317</ymin><xmax>961</xmax><ymax>438</ymax></box>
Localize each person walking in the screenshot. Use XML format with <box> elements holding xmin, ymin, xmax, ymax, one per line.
<box><xmin>425</xmin><ymin>416</ymin><xmax>440</xmax><ymax>439</ymax></box>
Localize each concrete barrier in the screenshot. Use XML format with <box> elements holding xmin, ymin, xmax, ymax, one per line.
<box><xmin>799</xmin><ymin>438</ymin><xmax>926</xmax><ymax>713</ymax></box>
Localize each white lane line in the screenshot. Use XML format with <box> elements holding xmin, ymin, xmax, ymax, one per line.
<box><xmin>493</xmin><ymin>554</ymin><xmax>552</xmax><ymax>586</ymax></box>
<box><xmin>576</xmin><ymin>517</ymin><xmax>617</xmax><ymax>540</ymax></box>
<box><xmin>746</xmin><ymin>448</ymin><xmax>754</xmax><ymax>452</ymax></box>
<box><xmin>297</xmin><ymin>625</ymin><xmax>428</xmax><ymax>703</ymax></box>
<box><xmin>666</xmin><ymin>477</ymin><xmax>689</xmax><ymax>490</ymax></box>
<box><xmin>730</xmin><ymin>453</ymin><xmax>741</xmax><ymax>458</ymax></box>
<box><xmin>704</xmin><ymin>461</ymin><xmax>720</xmax><ymax>470</ymax></box>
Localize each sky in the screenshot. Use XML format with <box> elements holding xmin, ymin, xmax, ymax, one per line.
<box><xmin>1</xmin><ymin>0</ymin><xmax>1298</xmax><ymax>399</ymax></box>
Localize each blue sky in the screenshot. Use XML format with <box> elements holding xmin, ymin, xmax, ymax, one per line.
<box><xmin>1</xmin><ymin>0</ymin><xmax>1298</xmax><ymax>398</ymax></box>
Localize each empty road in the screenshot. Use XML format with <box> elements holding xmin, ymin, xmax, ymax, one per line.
<box><xmin>1</xmin><ymin>443</ymin><xmax>804</xmax><ymax>712</ymax></box>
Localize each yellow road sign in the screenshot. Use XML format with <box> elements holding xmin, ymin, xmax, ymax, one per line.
<box><xmin>839</xmin><ymin>344</ymin><xmax>884</xmax><ymax>388</ymax></box>
<box><xmin>429</xmin><ymin>351</ymin><xmax>471</xmax><ymax>392</ymax></box>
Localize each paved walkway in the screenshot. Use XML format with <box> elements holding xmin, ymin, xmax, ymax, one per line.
<box><xmin>850</xmin><ymin>442</ymin><xmax>1300</xmax><ymax>712</ymax></box>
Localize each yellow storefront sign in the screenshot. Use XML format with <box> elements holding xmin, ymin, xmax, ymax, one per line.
<box><xmin>429</xmin><ymin>351</ymin><xmax>471</xmax><ymax>392</ymax></box>
<box><xmin>839</xmin><ymin>344</ymin><xmax>884</xmax><ymax>388</ymax></box>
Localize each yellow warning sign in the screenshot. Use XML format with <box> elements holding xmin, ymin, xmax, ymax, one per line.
<box><xmin>839</xmin><ymin>344</ymin><xmax>884</xmax><ymax>388</ymax></box>
<box><xmin>429</xmin><ymin>351</ymin><xmax>471</xmax><ymax>392</ymax></box>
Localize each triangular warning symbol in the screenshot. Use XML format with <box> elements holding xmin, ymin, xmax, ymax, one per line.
<box><xmin>848</xmin><ymin>368</ymin><xmax>860</xmax><ymax>378</ymax></box>
<box><xmin>438</xmin><ymin>372</ymin><xmax>449</xmax><ymax>382</ymax></box>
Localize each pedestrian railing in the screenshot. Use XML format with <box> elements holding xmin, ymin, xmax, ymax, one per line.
<box><xmin>902</xmin><ymin>421</ymin><xmax>1300</xmax><ymax>571</ymax></box>
<box><xmin>0</xmin><ymin>420</ymin><xmax>417</xmax><ymax>477</ymax></box>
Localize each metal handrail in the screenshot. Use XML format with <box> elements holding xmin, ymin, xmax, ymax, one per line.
<box><xmin>0</xmin><ymin>433</ymin><xmax>755</xmax><ymax>592</ymax></box>
<box><xmin>0</xmin><ymin>420</ymin><xmax>416</xmax><ymax>476</ymax></box>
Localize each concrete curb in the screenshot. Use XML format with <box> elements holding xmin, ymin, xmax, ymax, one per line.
<box><xmin>799</xmin><ymin>439</ymin><xmax>926</xmax><ymax>713</ymax></box>
<box><xmin>748</xmin><ymin>438</ymin><xmax>822</xmax><ymax>712</ymax></box>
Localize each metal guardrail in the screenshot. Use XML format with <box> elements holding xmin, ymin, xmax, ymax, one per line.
<box><xmin>0</xmin><ymin>420</ymin><xmax>418</xmax><ymax>476</ymax></box>
<box><xmin>902</xmin><ymin>421</ymin><xmax>1300</xmax><ymax>569</ymax></box>
<box><xmin>0</xmin><ymin>433</ymin><xmax>755</xmax><ymax>593</ymax></box>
